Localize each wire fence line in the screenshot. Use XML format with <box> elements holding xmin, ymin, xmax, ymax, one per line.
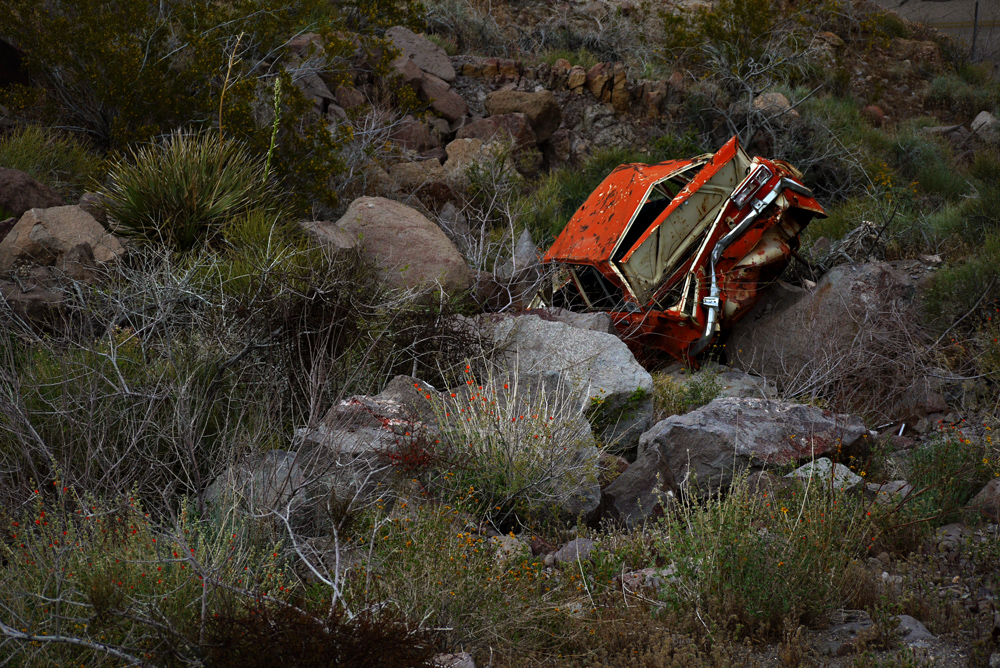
<box><xmin>873</xmin><ymin>0</ymin><xmax>1000</xmax><ymax>63</ymax></box>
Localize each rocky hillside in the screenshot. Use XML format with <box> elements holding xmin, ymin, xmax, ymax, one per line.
<box><xmin>0</xmin><ymin>0</ymin><xmax>999</xmax><ymax>666</ymax></box>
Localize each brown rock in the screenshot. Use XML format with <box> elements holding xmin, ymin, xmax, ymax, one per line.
<box><xmin>752</xmin><ymin>91</ymin><xmax>799</xmax><ymax>120</ymax></box>
<box><xmin>484</xmin><ymin>89</ymin><xmax>563</xmax><ymax>142</ymax></box>
<box><xmin>0</xmin><ymin>168</ymin><xmax>64</xmax><ymax>219</ymax></box>
<box><xmin>55</xmin><ymin>243</ymin><xmax>98</xmax><ymax>282</ymax></box>
<box><xmin>461</xmin><ymin>60</ymin><xmax>483</xmax><ymax>78</ymax></box>
<box><xmin>0</xmin><ymin>267</ymin><xmax>65</xmax><ymax>326</ymax></box>
<box><xmin>597</xmin><ymin>446</ymin><xmax>675</xmax><ymax>526</ymax></box>
<box><xmin>0</xmin><ymin>206</ymin><xmax>123</xmax><ymax>272</ymax></box>
<box><xmin>816</xmin><ymin>31</ymin><xmax>845</xmax><ymax>48</ymax></box>
<box><xmin>420</xmin><ymin>147</ymin><xmax>448</xmax><ymax>162</ymax></box>
<box><xmin>390</xmin><ymin>116</ymin><xmax>440</xmax><ymax>152</ymax></box>
<box><xmin>481</xmin><ymin>58</ymin><xmax>500</xmax><ymax>78</ymax></box>
<box><xmin>644</xmin><ymin>80</ymin><xmax>668</xmax><ymax>117</ymax></box>
<box><xmin>456</xmin><ymin>113</ymin><xmax>536</xmax><ymax>149</ymax></box>
<box><xmin>861</xmin><ymin>105</ymin><xmax>885</xmax><ymax>127</ymax></box>
<box><xmin>586</xmin><ymin>62</ymin><xmax>612</xmax><ymax>99</ymax></box>
<box><xmin>497</xmin><ymin>59</ymin><xmax>519</xmax><ymax>78</ymax></box>
<box><xmin>891</xmin><ymin>39</ymin><xmax>942</xmax><ymax>72</ymax></box>
<box><xmin>335</xmin><ymin>197</ymin><xmax>472</xmax><ymax>295</ymax></box>
<box><xmin>77</xmin><ymin>192</ymin><xmax>108</xmax><ymax>226</ymax></box>
<box><xmin>287</xmin><ymin>33</ymin><xmax>324</xmax><ymax>57</ymax></box>
<box><xmin>529</xmin><ymin>535</ymin><xmax>556</xmax><ymax>556</ymax></box>
<box><xmin>391</xmin><ymin>54</ymin><xmax>425</xmax><ymax>88</ymax></box>
<box><xmin>567</xmin><ymin>65</ymin><xmax>587</xmax><ymax>91</ymax></box>
<box><xmin>971</xmin><ymin>479</ymin><xmax>1000</xmax><ymax>521</ymax></box>
<box><xmin>415</xmin><ymin>181</ymin><xmax>459</xmax><ymax>213</ymax></box>
<box><xmin>293</xmin><ymin>71</ymin><xmax>335</xmax><ymax>112</ymax></box>
<box><xmin>298</xmin><ymin>220</ymin><xmax>358</xmax><ymax>253</ymax></box>
<box><xmin>611</xmin><ymin>62</ymin><xmax>629</xmax><ymax>113</ymax></box>
<box><xmin>388</xmin><ymin>160</ymin><xmax>449</xmax><ymax>191</ymax></box>
<box><xmin>444</xmin><ymin>138</ymin><xmax>500</xmax><ymax>182</ymax></box>
<box><xmin>335</xmin><ymin>85</ymin><xmax>366</xmax><ymax>109</ymax></box>
<box><xmin>385</xmin><ymin>26</ymin><xmax>456</xmax><ymax>82</ymax></box>
<box><xmin>419</xmin><ymin>74</ymin><xmax>468</xmax><ymax>122</ymax></box>
<box><xmin>668</xmin><ymin>71</ymin><xmax>684</xmax><ymax>91</ymax></box>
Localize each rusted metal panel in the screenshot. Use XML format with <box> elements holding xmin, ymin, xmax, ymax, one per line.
<box><xmin>542</xmin><ymin>158</ymin><xmax>707</xmax><ymax>265</ymax></box>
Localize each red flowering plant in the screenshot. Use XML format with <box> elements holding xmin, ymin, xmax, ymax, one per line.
<box><xmin>416</xmin><ymin>361</ymin><xmax>603</xmax><ymax>531</ymax></box>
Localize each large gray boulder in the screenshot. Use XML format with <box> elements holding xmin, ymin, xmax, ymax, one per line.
<box><xmin>484</xmin><ymin>89</ymin><xmax>563</xmax><ymax>142</ymax></box>
<box><xmin>386</xmin><ymin>26</ymin><xmax>456</xmax><ymax>82</ymax></box>
<box><xmin>336</xmin><ymin>197</ymin><xmax>472</xmax><ymax>295</ymax></box>
<box><xmin>205</xmin><ymin>450</ymin><xmax>309</xmax><ymax>526</ymax></box>
<box><xmin>0</xmin><ymin>168</ymin><xmax>64</xmax><ymax>219</ymax></box>
<box><xmin>487</xmin><ymin>313</ymin><xmax>653</xmax><ymax>450</ymax></box>
<box><xmin>972</xmin><ymin>111</ymin><xmax>1000</xmax><ymax>144</ymax></box>
<box><xmin>0</xmin><ymin>206</ymin><xmax>123</xmax><ymax>272</ymax></box>
<box><xmin>725</xmin><ymin>263</ymin><xmax>925</xmax><ymax>420</ymax></box>
<box><xmin>638</xmin><ymin>397</ymin><xmax>869</xmax><ymax>493</ymax></box>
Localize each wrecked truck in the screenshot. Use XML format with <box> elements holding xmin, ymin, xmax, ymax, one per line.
<box><xmin>538</xmin><ymin>136</ymin><xmax>826</xmax><ymax>364</ymax></box>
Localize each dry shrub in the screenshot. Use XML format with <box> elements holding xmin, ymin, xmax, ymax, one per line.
<box><xmin>205</xmin><ymin>601</ymin><xmax>437</xmax><ymax>668</ymax></box>
<box><xmin>504</xmin><ymin>604</ymin><xmax>762</xmax><ymax>668</ymax></box>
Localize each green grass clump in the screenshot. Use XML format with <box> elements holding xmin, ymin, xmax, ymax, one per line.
<box><xmin>0</xmin><ymin>125</ymin><xmax>101</xmax><ymax>200</ymax></box>
<box><xmin>344</xmin><ymin>501</ymin><xmax>587</xmax><ymax>663</ymax></box>
<box><xmin>903</xmin><ymin>427</ymin><xmax>993</xmax><ymax>525</ymax></box>
<box><xmin>538</xmin><ymin>48</ymin><xmax>602</xmax><ymax>70</ymax></box>
<box><xmin>102</xmin><ymin>130</ymin><xmax>279</xmax><ymax>253</ymax></box>
<box><xmin>924</xmin><ymin>73</ymin><xmax>999</xmax><ymax>121</ymax></box>
<box><xmin>651</xmin><ymin>369</ymin><xmax>722</xmax><ymax>419</ymax></box>
<box><xmin>652</xmin><ymin>471</ymin><xmax>874</xmax><ymax>639</ymax></box>
<box><xmin>420</xmin><ymin>368</ymin><xmax>601</xmax><ymax>530</ymax></box>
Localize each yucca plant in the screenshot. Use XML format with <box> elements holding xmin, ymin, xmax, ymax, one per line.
<box><xmin>0</xmin><ymin>125</ymin><xmax>101</xmax><ymax>200</ymax></box>
<box><xmin>101</xmin><ymin>130</ymin><xmax>280</xmax><ymax>253</ymax></box>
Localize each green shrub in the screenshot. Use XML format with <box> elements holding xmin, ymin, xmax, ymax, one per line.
<box><xmin>890</xmin><ymin>133</ymin><xmax>968</xmax><ymax>200</ymax></box>
<box><xmin>0</xmin><ymin>126</ymin><xmax>101</xmax><ymax>200</ymax></box>
<box><xmin>0</xmin><ymin>0</ymin><xmax>423</xmax><ymax>211</ymax></box>
<box><xmin>922</xmin><ymin>234</ymin><xmax>1000</xmax><ymax>331</ymax></box>
<box><xmin>0</xmin><ymin>491</ymin><xmax>286</xmax><ymax>666</ymax></box>
<box><xmin>970</xmin><ymin>148</ymin><xmax>1000</xmax><ymax>185</ymax></box>
<box><xmin>658</xmin><ymin>0</ymin><xmax>813</xmax><ymax>87</ymax></box>
<box><xmin>651</xmin><ymin>369</ymin><xmax>722</xmax><ymax>420</ymax></box>
<box><xmin>924</xmin><ymin>73</ymin><xmax>998</xmax><ymax>121</ymax></box>
<box><xmin>344</xmin><ymin>501</ymin><xmax>587</xmax><ymax>662</ymax></box>
<box><xmin>101</xmin><ymin>130</ymin><xmax>279</xmax><ymax>252</ymax></box>
<box><xmin>652</xmin><ymin>472</ymin><xmax>875</xmax><ymax>638</ymax></box>
<box><xmin>538</xmin><ymin>48</ymin><xmax>602</xmax><ymax>70</ymax></box>
<box><xmin>903</xmin><ymin>426</ymin><xmax>993</xmax><ymax>525</ymax></box>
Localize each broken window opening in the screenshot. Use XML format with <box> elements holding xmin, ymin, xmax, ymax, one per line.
<box><xmin>574</xmin><ymin>265</ymin><xmax>626</xmax><ymax>311</ymax></box>
<box><xmin>612</xmin><ymin>172</ymin><xmax>696</xmax><ymax>264</ymax></box>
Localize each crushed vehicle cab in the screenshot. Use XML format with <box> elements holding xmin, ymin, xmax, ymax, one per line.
<box><xmin>539</xmin><ymin>136</ymin><xmax>826</xmax><ymax>364</ymax></box>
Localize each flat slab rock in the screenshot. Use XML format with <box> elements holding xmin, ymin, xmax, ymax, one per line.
<box><xmin>638</xmin><ymin>397</ymin><xmax>869</xmax><ymax>493</ymax></box>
